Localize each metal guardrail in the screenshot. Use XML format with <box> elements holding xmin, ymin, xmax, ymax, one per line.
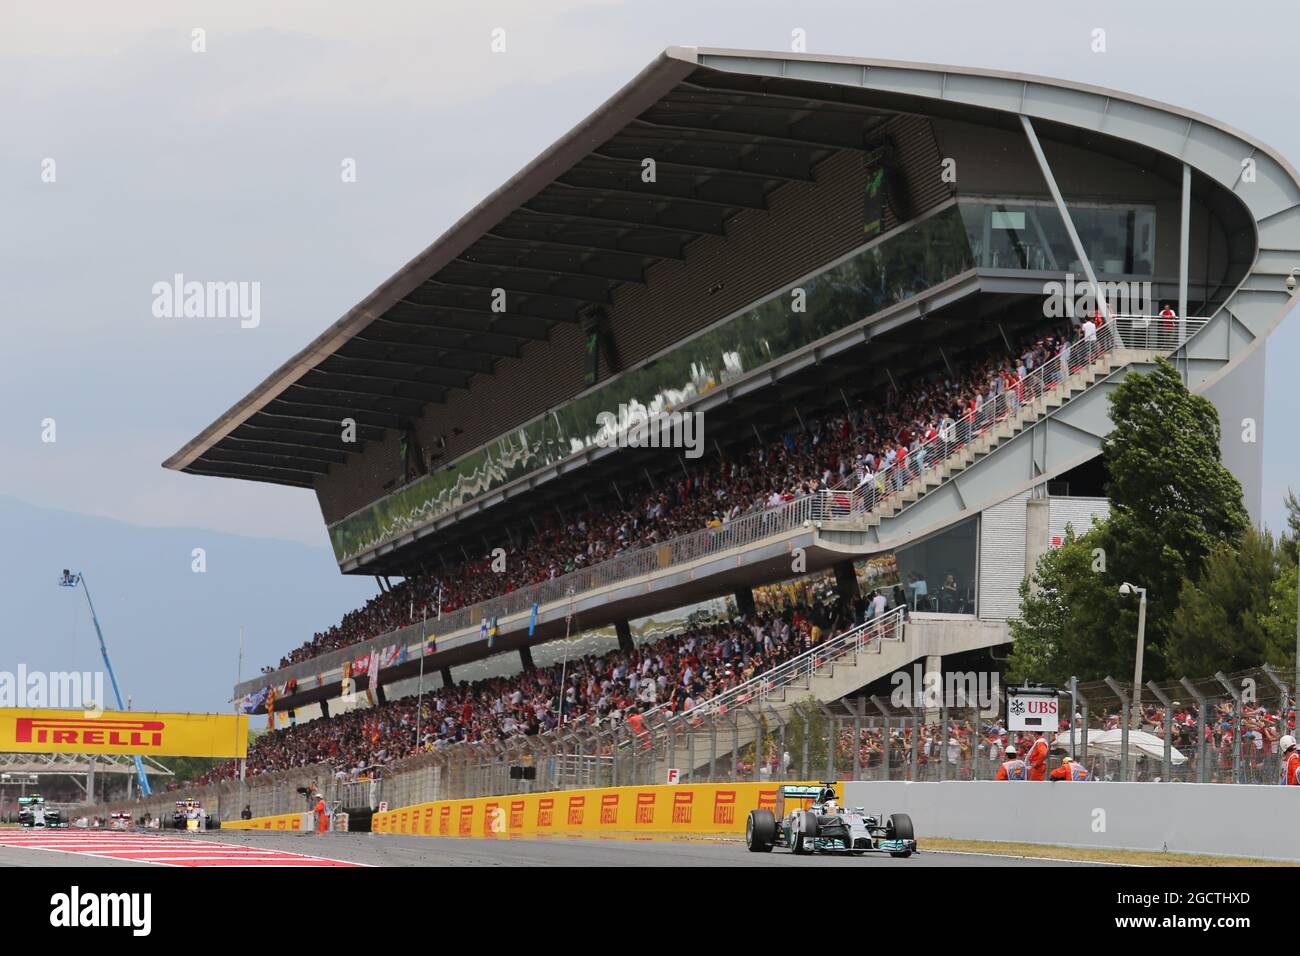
<box><xmin>258</xmin><ymin>315</ymin><xmax>1205</xmax><ymax>687</ymax></box>
<box><xmin>826</xmin><ymin>315</ymin><xmax>1208</xmax><ymax>513</ymax></box>
<box><xmin>639</xmin><ymin>605</ymin><xmax>907</xmax><ymax>729</ymax></box>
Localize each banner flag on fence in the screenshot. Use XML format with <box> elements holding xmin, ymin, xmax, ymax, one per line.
<box><xmin>529</xmin><ymin>602</ymin><xmax>539</xmax><ymax>638</ymax></box>
<box><xmin>480</xmin><ymin>617</ymin><xmax>488</xmax><ymax>643</ymax></box>
<box><xmin>487</xmin><ymin>616</ymin><xmax>499</xmax><ymax>648</ymax></box>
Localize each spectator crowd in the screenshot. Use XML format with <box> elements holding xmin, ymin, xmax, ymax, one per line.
<box><xmin>268</xmin><ymin>321</ymin><xmax>1079</xmax><ymax>672</ymax></box>
<box><xmin>204</xmin><ymin>596</ymin><xmax>907</xmax><ymax>784</ymax></box>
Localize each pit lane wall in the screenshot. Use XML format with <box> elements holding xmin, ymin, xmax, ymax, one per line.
<box><xmin>370</xmin><ymin>781</ymin><xmax>821</xmax><ymax>838</ymax></box>
<box><xmin>842</xmin><ymin>781</ymin><xmax>1300</xmax><ymax>861</ymax></box>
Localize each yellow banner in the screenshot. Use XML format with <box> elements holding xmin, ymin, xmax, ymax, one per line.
<box><xmin>371</xmin><ymin>781</ymin><xmax>832</xmax><ymax>839</ymax></box>
<box><xmin>0</xmin><ymin>708</ymin><xmax>248</xmax><ymax>758</ymax></box>
<box><xmin>224</xmin><ymin>813</ymin><xmax>304</xmax><ymax>831</ymax></box>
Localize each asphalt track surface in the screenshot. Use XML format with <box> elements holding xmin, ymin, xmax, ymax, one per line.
<box><xmin>0</xmin><ymin>828</ymin><xmax>1103</xmax><ymax>867</ymax></box>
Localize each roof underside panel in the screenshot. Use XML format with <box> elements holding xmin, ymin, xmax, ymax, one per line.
<box><xmin>172</xmin><ymin>56</ymin><xmax>894</xmax><ymax>486</ymax></box>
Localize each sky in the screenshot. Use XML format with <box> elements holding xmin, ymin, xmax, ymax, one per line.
<box><xmin>2</xmin><ymin>0</ymin><xmax>1297</xmax><ymax>710</ymax></box>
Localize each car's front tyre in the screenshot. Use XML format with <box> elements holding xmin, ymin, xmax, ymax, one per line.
<box><xmin>745</xmin><ymin>809</ymin><xmax>776</xmax><ymax>853</ymax></box>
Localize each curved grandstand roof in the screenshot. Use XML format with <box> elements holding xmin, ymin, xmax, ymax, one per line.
<box><xmin>165</xmin><ymin>46</ymin><xmax>1300</xmax><ymax>490</ymax></box>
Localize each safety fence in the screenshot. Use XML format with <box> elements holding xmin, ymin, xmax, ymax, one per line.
<box><xmin>74</xmin><ymin>656</ymin><xmax>1295</xmax><ymax>826</ymax></box>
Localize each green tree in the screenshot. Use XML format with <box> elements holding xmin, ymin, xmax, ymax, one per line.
<box><xmin>1008</xmin><ymin>524</ymin><xmax>1127</xmax><ymax>684</ymax></box>
<box><xmin>1280</xmin><ymin>489</ymin><xmax>1300</xmax><ymax>564</ymax></box>
<box><xmin>1261</xmin><ymin>558</ymin><xmax>1299</xmax><ymax>673</ymax></box>
<box><xmin>1010</xmin><ymin>358</ymin><xmax>1248</xmax><ymax>683</ymax></box>
<box><xmin>1166</xmin><ymin>528</ymin><xmax>1280</xmax><ymax>675</ymax></box>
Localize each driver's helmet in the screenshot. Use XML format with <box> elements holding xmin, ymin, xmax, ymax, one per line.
<box><xmin>823</xmin><ymin>799</ymin><xmax>840</xmax><ymax>814</ymax></box>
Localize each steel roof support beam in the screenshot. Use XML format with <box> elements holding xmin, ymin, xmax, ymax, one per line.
<box><xmin>319</xmin><ymin>354</ymin><xmax>475</xmax><ymax>388</ymax></box>
<box><xmin>550</xmin><ymin>177</ymin><xmax>768</xmax><ymax>212</ymax></box>
<box><xmin>515</xmin><ymin>203</ymin><xmax>723</xmax><ymax>239</ymax></box>
<box><xmin>347</xmin><ymin>335</ymin><xmax>498</xmax><ymax>373</ymax></box>
<box><xmin>455</xmin><ymin>251</ymin><xmax>647</xmax><ymax>285</ymax></box>
<box><xmin>588</xmin><ymin>148</ymin><xmax>815</xmax><ymax>184</ymax></box>
<box><xmin>1019</xmin><ymin>114</ymin><xmax>1110</xmax><ymax>322</ymax></box>
<box><xmin>481</xmin><ymin>228</ymin><xmax>672</xmax><ymax>264</ymax></box>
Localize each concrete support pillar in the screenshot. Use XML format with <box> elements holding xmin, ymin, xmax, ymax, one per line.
<box><xmin>519</xmin><ymin>647</ymin><xmax>535</xmax><ymax>672</ymax></box>
<box><xmin>1025</xmin><ymin>498</ymin><xmax>1051</xmax><ymax>595</ymax></box>
<box><xmin>320</xmin><ymin>698</ymin><xmax>330</xmax><ymax>719</ymax></box>
<box><xmin>440</xmin><ymin>666</ymin><xmax>454</xmax><ymax>687</ymax></box>
<box><xmin>832</xmin><ymin>559</ymin><xmax>860</xmax><ymax>605</ymax></box>
<box><xmin>733</xmin><ymin>587</ymin><xmax>756</xmax><ymax>618</ymax></box>
<box><xmin>924</xmin><ymin>655</ymin><xmax>943</xmax><ymax>726</ymax></box>
<box><xmin>615</xmin><ymin>619</ymin><xmax>634</xmax><ymax>654</ymax></box>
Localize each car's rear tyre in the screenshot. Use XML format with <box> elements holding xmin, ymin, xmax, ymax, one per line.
<box><xmin>791</xmin><ymin>810</ymin><xmax>818</xmax><ymax>855</ymax></box>
<box><xmin>886</xmin><ymin>812</ymin><xmax>914</xmax><ymax>857</ymax></box>
<box><xmin>745</xmin><ymin>810</ymin><xmax>776</xmax><ymax>853</ymax></box>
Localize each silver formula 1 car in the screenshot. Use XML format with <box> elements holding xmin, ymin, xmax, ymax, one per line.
<box><xmin>745</xmin><ymin>784</ymin><xmax>915</xmax><ymax>857</ymax></box>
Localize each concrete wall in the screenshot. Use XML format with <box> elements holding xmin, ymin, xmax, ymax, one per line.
<box><xmin>842</xmin><ymin>780</ymin><xmax>1298</xmax><ymax>861</ymax></box>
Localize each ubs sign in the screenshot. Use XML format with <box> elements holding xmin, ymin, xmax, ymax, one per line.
<box><xmin>1006</xmin><ymin>685</ymin><xmax>1059</xmax><ymax>732</ymax></box>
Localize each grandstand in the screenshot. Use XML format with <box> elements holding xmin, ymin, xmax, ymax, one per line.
<box><xmin>165</xmin><ymin>47</ymin><xmax>1299</xmax><ymax>770</ymax></box>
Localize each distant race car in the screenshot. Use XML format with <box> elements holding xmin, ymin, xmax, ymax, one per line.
<box><xmin>17</xmin><ymin>796</ymin><xmax>64</xmax><ymax>829</ymax></box>
<box><xmin>745</xmin><ymin>784</ymin><xmax>916</xmax><ymax>857</ymax></box>
<box><xmin>172</xmin><ymin>799</ymin><xmax>207</xmax><ymax>830</ymax></box>
<box><xmin>109</xmin><ymin>811</ymin><xmax>133</xmax><ymax>830</ymax></box>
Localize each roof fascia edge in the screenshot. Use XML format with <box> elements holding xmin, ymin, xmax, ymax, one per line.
<box><xmin>162</xmin><ymin>47</ymin><xmax>701</xmax><ymax>474</ymax></box>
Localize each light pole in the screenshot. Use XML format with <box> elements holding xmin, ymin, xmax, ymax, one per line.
<box><xmin>1119</xmin><ymin>582</ymin><xmax>1147</xmax><ymax>729</ymax></box>
<box><xmin>58</xmin><ymin>570</ymin><xmax>151</xmax><ymax>796</ymax></box>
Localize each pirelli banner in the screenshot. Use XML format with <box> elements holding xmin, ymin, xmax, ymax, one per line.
<box><xmin>0</xmin><ymin>708</ymin><xmax>249</xmax><ymax>758</ymax></box>
<box><xmin>371</xmin><ymin>781</ymin><xmax>823</xmax><ymax>838</ymax></box>
<box><xmin>224</xmin><ymin>813</ymin><xmax>305</xmax><ymax>832</ymax></box>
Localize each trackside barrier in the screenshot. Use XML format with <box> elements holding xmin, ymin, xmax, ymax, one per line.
<box><xmin>224</xmin><ymin>812</ymin><xmax>307</xmax><ymax>832</ymax></box>
<box><xmin>369</xmin><ymin>781</ymin><xmax>829</xmax><ymax>838</ymax></box>
<box><xmin>841</xmin><ymin>780</ymin><xmax>1300</xmax><ymax>862</ymax></box>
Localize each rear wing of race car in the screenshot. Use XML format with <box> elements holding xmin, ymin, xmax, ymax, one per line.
<box><xmin>774</xmin><ymin>783</ymin><xmax>839</xmax><ymax>815</ymax></box>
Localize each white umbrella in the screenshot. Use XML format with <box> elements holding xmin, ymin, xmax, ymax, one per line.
<box><xmin>1053</xmin><ymin>729</ymin><xmax>1185</xmax><ymax>765</ymax></box>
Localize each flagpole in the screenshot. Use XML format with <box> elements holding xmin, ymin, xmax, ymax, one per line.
<box><xmin>415</xmin><ymin>609</ymin><xmax>426</xmax><ymax>752</ymax></box>
<box><xmin>557</xmin><ymin>591</ymin><xmax>575</xmax><ymax>726</ymax></box>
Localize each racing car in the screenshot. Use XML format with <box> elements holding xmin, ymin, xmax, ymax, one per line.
<box><xmin>172</xmin><ymin>799</ymin><xmax>207</xmax><ymax>831</ymax></box>
<box><xmin>745</xmin><ymin>784</ymin><xmax>915</xmax><ymax>857</ymax></box>
<box><xmin>17</xmin><ymin>795</ymin><xmax>64</xmax><ymax>829</ymax></box>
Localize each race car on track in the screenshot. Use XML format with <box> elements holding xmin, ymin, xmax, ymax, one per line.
<box><xmin>172</xmin><ymin>799</ymin><xmax>207</xmax><ymax>831</ymax></box>
<box><xmin>109</xmin><ymin>811</ymin><xmax>133</xmax><ymax>830</ymax></box>
<box><xmin>17</xmin><ymin>795</ymin><xmax>64</xmax><ymax>829</ymax></box>
<box><xmin>745</xmin><ymin>784</ymin><xmax>915</xmax><ymax>857</ymax></box>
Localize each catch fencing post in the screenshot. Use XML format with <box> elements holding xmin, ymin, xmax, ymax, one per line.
<box><xmin>728</xmin><ymin>710</ymin><xmax>740</xmax><ymax>782</ymax></box>
<box><xmin>819</xmin><ymin>703</ymin><xmax>838</xmax><ymax>781</ymax></box>
<box><xmin>1104</xmin><ymin>676</ymin><xmax>1130</xmax><ymax>781</ymax></box>
<box><xmin>852</xmin><ymin>699</ymin><xmax>864</xmax><ymax>781</ymax></box>
<box><xmin>1076</xmin><ymin>682</ymin><xmax>1090</xmax><ymax>767</ymax></box>
<box><xmin>1263</xmin><ymin>664</ymin><xmax>1289</xmax><ymax>784</ymax></box>
<box><xmin>870</xmin><ymin>695</ymin><xmax>895</xmax><ymax>781</ymax></box>
<box><xmin>1179</xmin><ymin>678</ymin><xmax>1209</xmax><ymax>784</ymax></box>
<box><xmin>939</xmin><ymin>697</ymin><xmax>949</xmax><ymax>782</ymax></box>
<box><xmin>799</xmin><ymin>706</ymin><xmax>810</xmax><ymax>779</ymax></box>
<box><xmin>1145</xmin><ymin>681</ymin><xmax>1174</xmax><ymax>782</ymax></box>
<box><xmin>766</xmin><ymin>706</ymin><xmax>786</xmax><ymax>781</ymax></box>
<box><xmin>1215</xmin><ymin>672</ymin><xmax>1243</xmax><ymax>785</ymax></box>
